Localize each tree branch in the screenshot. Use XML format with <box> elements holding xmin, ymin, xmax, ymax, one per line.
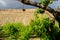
<box><xmin>18</xmin><ymin>0</ymin><xmax>46</xmax><ymax>8</ymax></box>
<box><xmin>18</xmin><ymin>0</ymin><xmax>57</xmax><ymax>15</ymax></box>
<box><xmin>18</xmin><ymin>0</ymin><xmax>60</xmax><ymax>25</ymax></box>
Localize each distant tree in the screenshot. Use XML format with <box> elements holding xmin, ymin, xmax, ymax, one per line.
<box><xmin>18</xmin><ymin>0</ymin><xmax>60</xmax><ymax>28</ymax></box>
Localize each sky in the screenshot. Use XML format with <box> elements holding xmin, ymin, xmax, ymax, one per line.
<box><xmin>0</xmin><ymin>0</ymin><xmax>60</xmax><ymax>9</ymax></box>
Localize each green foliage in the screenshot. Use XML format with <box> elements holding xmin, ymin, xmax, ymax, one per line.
<box><xmin>18</xmin><ymin>25</ymin><xmax>32</xmax><ymax>40</ymax></box>
<box><xmin>3</xmin><ymin>22</ymin><xmax>24</xmax><ymax>40</ymax></box>
<box><xmin>39</xmin><ymin>0</ymin><xmax>50</xmax><ymax>5</ymax></box>
<box><xmin>0</xmin><ymin>26</ymin><xmax>7</xmax><ymax>38</ymax></box>
<box><xmin>3</xmin><ymin>22</ymin><xmax>33</xmax><ymax>40</ymax></box>
<box><xmin>37</xmin><ymin>0</ymin><xmax>52</xmax><ymax>14</ymax></box>
<box><xmin>30</xmin><ymin>12</ymin><xmax>59</xmax><ymax>40</ymax></box>
<box><xmin>36</xmin><ymin>8</ymin><xmax>44</xmax><ymax>14</ymax></box>
<box><xmin>30</xmin><ymin>15</ymin><xmax>50</xmax><ymax>39</ymax></box>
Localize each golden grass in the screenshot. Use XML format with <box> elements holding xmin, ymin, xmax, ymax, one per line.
<box><xmin>0</xmin><ymin>9</ymin><xmax>54</xmax><ymax>25</ymax></box>
<box><xmin>0</xmin><ymin>9</ymin><xmax>36</xmax><ymax>25</ymax></box>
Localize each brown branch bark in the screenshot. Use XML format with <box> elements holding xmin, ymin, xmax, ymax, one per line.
<box><xmin>18</xmin><ymin>0</ymin><xmax>55</xmax><ymax>14</ymax></box>
<box><xmin>18</xmin><ymin>0</ymin><xmax>60</xmax><ymax>28</ymax></box>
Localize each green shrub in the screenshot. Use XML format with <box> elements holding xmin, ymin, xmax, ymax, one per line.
<box><xmin>3</xmin><ymin>22</ymin><xmax>24</xmax><ymax>40</ymax></box>
<box><xmin>18</xmin><ymin>25</ymin><xmax>33</xmax><ymax>40</ymax></box>
<box><xmin>30</xmin><ymin>12</ymin><xmax>59</xmax><ymax>40</ymax></box>
<box><xmin>3</xmin><ymin>22</ymin><xmax>33</xmax><ymax>40</ymax></box>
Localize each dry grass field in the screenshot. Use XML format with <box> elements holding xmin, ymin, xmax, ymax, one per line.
<box><xmin>0</xmin><ymin>9</ymin><xmax>36</xmax><ymax>25</ymax></box>
<box><xmin>0</xmin><ymin>9</ymin><xmax>54</xmax><ymax>26</ymax></box>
